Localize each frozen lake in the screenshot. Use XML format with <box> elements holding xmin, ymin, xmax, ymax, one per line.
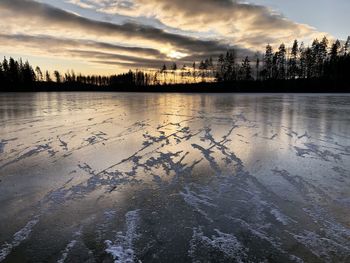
<box><xmin>0</xmin><ymin>92</ymin><xmax>350</xmax><ymax>262</ymax></box>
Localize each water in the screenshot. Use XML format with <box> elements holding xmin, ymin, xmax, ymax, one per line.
<box><xmin>0</xmin><ymin>92</ymin><xmax>350</xmax><ymax>262</ymax></box>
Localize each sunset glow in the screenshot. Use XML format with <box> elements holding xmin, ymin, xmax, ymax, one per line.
<box><xmin>0</xmin><ymin>0</ymin><xmax>348</xmax><ymax>75</ymax></box>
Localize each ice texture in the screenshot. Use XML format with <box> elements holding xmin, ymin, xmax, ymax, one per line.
<box><xmin>0</xmin><ymin>93</ymin><xmax>350</xmax><ymax>262</ymax></box>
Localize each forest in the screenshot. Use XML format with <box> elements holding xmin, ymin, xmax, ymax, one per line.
<box><xmin>1</xmin><ymin>36</ymin><xmax>350</xmax><ymax>92</ymax></box>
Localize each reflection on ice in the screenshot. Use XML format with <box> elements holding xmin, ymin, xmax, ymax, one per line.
<box><xmin>0</xmin><ymin>93</ymin><xmax>350</xmax><ymax>262</ymax></box>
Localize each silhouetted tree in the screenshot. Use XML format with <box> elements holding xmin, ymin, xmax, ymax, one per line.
<box><xmin>255</xmin><ymin>53</ymin><xmax>260</xmax><ymax>80</ymax></box>
<box><xmin>192</xmin><ymin>62</ymin><xmax>197</xmax><ymax>82</ymax></box>
<box><xmin>8</xmin><ymin>57</ymin><xmax>19</xmax><ymax>85</ymax></box>
<box><xmin>180</xmin><ymin>64</ymin><xmax>186</xmax><ymax>83</ymax></box>
<box><xmin>225</xmin><ymin>50</ymin><xmax>237</xmax><ymax>81</ymax></box>
<box><xmin>330</xmin><ymin>39</ymin><xmax>341</xmax><ymax>62</ymax></box>
<box><xmin>344</xmin><ymin>36</ymin><xmax>350</xmax><ymax>55</ymax></box>
<box><xmin>319</xmin><ymin>37</ymin><xmax>329</xmax><ymax>66</ymax></box>
<box><xmin>305</xmin><ymin>46</ymin><xmax>315</xmax><ymax>78</ymax></box>
<box><xmin>288</xmin><ymin>40</ymin><xmax>299</xmax><ymax>79</ymax></box>
<box><xmin>22</xmin><ymin>61</ymin><xmax>35</xmax><ymax>84</ymax></box>
<box><xmin>299</xmin><ymin>42</ymin><xmax>307</xmax><ymax>79</ymax></box>
<box><xmin>171</xmin><ymin>62</ymin><xmax>177</xmax><ymax>83</ymax></box>
<box><xmin>277</xmin><ymin>44</ymin><xmax>286</xmax><ymax>79</ymax></box>
<box><xmin>271</xmin><ymin>52</ymin><xmax>278</xmax><ymax>79</ymax></box>
<box><xmin>240</xmin><ymin>57</ymin><xmax>252</xmax><ymax>80</ymax></box>
<box><xmin>263</xmin><ymin>44</ymin><xmax>273</xmax><ymax>79</ymax></box>
<box><xmin>215</xmin><ymin>50</ymin><xmax>237</xmax><ymax>82</ymax></box>
<box><xmin>54</xmin><ymin>70</ymin><xmax>61</xmax><ymax>83</ymax></box>
<box><xmin>161</xmin><ymin>64</ymin><xmax>167</xmax><ymax>83</ymax></box>
<box><xmin>216</xmin><ymin>54</ymin><xmax>225</xmax><ymax>82</ymax></box>
<box><xmin>2</xmin><ymin>58</ymin><xmax>9</xmax><ymax>74</ymax></box>
<box><xmin>45</xmin><ymin>71</ymin><xmax>52</xmax><ymax>82</ymax></box>
<box><xmin>0</xmin><ymin>62</ymin><xmax>4</xmax><ymax>87</ymax></box>
<box><xmin>35</xmin><ymin>66</ymin><xmax>43</xmax><ymax>81</ymax></box>
<box><xmin>153</xmin><ymin>71</ymin><xmax>159</xmax><ymax>85</ymax></box>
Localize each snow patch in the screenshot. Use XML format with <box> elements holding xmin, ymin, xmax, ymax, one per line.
<box><xmin>57</xmin><ymin>229</ymin><xmax>82</xmax><ymax>263</ymax></box>
<box><xmin>289</xmin><ymin>230</ymin><xmax>350</xmax><ymax>262</ymax></box>
<box><xmin>0</xmin><ymin>216</ymin><xmax>40</xmax><ymax>262</ymax></box>
<box><xmin>105</xmin><ymin>210</ymin><xmax>140</xmax><ymax>263</ymax></box>
<box><xmin>189</xmin><ymin>227</ymin><xmax>248</xmax><ymax>262</ymax></box>
<box><xmin>270</xmin><ymin>208</ymin><xmax>295</xmax><ymax>226</ymax></box>
<box><xmin>180</xmin><ymin>185</ymin><xmax>216</xmax><ymax>221</ymax></box>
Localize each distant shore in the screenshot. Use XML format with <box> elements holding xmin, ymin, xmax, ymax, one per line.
<box><xmin>1</xmin><ymin>79</ymin><xmax>349</xmax><ymax>93</ymax></box>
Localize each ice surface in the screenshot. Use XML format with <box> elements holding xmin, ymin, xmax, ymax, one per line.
<box><xmin>105</xmin><ymin>210</ymin><xmax>140</xmax><ymax>263</ymax></box>
<box><xmin>57</xmin><ymin>229</ymin><xmax>82</xmax><ymax>263</ymax></box>
<box><xmin>189</xmin><ymin>227</ymin><xmax>248</xmax><ymax>262</ymax></box>
<box><xmin>0</xmin><ymin>216</ymin><xmax>39</xmax><ymax>261</ymax></box>
<box><xmin>0</xmin><ymin>93</ymin><xmax>350</xmax><ymax>262</ymax></box>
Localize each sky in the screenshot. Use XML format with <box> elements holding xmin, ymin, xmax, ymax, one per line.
<box><xmin>0</xmin><ymin>0</ymin><xmax>348</xmax><ymax>75</ymax></box>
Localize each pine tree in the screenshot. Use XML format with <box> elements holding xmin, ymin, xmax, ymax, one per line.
<box><xmin>216</xmin><ymin>54</ymin><xmax>225</xmax><ymax>82</ymax></box>
<box><xmin>171</xmin><ymin>63</ymin><xmax>177</xmax><ymax>83</ymax></box>
<box><xmin>288</xmin><ymin>40</ymin><xmax>299</xmax><ymax>79</ymax></box>
<box><xmin>272</xmin><ymin>52</ymin><xmax>278</xmax><ymax>79</ymax></box>
<box><xmin>45</xmin><ymin>71</ymin><xmax>52</xmax><ymax>82</ymax></box>
<box><xmin>54</xmin><ymin>70</ymin><xmax>61</xmax><ymax>83</ymax></box>
<box><xmin>241</xmin><ymin>57</ymin><xmax>252</xmax><ymax>80</ymax></box>
<box><xmin>35</xmin><ymin>66</ymin><xmax>43</xmax><ymax>81</ymax></box>
<box><xmin>161</xmin><ymin>64</ymin><xmax>167</xmax><ymax>83</ymax></box>
<box><xmin>255</xmin><ymin>55</ymin><xmax>260</xmax><ymax>80</ymax></box>
<box><xmin>344</xmin><ymin>36</ymin><xmax>350</xmax><ymax>55</ymax></box>
<box><xmin>22</xmin><ymin>60</ymin><xmax>35</xmax><ymax>85</ymax></box>
<box><xmin>330</xmin><ymin>40</ymin><xmax>341</xmax><ymax>61</ymax></box>
<box><xmin>264</xmin><ymin>44</ymin><xmax>273</xmax><ymax>79</ymax></box>
<box><xmin>192</xmin><ymin>62</ymin><xmax>196</xmax><ymax>82</ymax></box>
<box><xmin>299</xmin><ymin>42</ymin><xmax>307</xmax><ymax>79</ymax></box>
<box><xmin>277</xmin><ymin>44</ymin><xmax>286</xmax><ymax>79</ymax></box>
<box><xmin>0</xmin><ymin>62</ymin><xmax>4</xmax><ymax>86</ymax></box>
<box><xmin>2</xmin><ymin>57</ymin><xmax>9</xmax><ymax>75</ymax></box>
<box><xmin>315</xmin><ymin>37</ymin><xmax>328</xmax><ymax>77</ymax></box>
<box><xmin>9</xmin><ymin>57</ymin><xmax>19</xmax><ymax>85</ymax></box>
<box><xmin>225</xmin><ymin>50</ymin><xmax>236</xmax><ymax>81</ymax></box>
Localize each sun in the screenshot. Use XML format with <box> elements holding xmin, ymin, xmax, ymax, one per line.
<box><xmin>167</xmin><ymin>50</ymin><xmax>188</xmax><ymax>59</ymax></box>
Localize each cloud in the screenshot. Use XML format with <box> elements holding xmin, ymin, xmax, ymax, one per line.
<box><xmin>0</xmin><ymin>33</ymin><xmax>234</xmax><ymax>71</ymax></box>
<box><xmin>66</xmin><ymin>0</ymin><xmax>95</xmax><ymax>9</ymax></box>
<box><xmin>90</xmin><ymin>0</ymin><xmax>328</xmax><ymax>48</ymax></box>
<box><xmin>69</xmin><ymin>50</ymin><xmax>171</xmax><ymax>69</ymax></box>
<box><xmin>0</xmin><ymin>33</ymin><xmax>165</xmax><ymax>58</ymax></box>
<box><xmin>0</xmin><ymin>0</ymin><xmax>231</xmax><ymax>55</ymax></box>
<box><xmin>0</xmin><ymin>0</ymin><xmax>331</xmax><ymax>74</ymax></box>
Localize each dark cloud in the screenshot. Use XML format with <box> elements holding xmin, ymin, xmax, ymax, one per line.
<box><xmin>0</xmin><ymin>33</ymin><xmax>165</xmax><ymax>58</ymax></box>
<box><xmin>0</xmin><ymin>0</ymin><xmax>231</xmax><ymax>54</ymax></box>
<box><xmin>0</xmin><ymin>33</ymin><xmax>247</xmax><ymax>70</ymax></box>
<box><xmin>0</xmin><ymin>0</ymin><xmax>320</xmax><ymax>73</ymax></box>
<box><xmin>67</xmin><ymin>50</ymin><xmax>218</xmax><ymax>69</ymax></box>
<box><xmin>68</xmin><ymin>49</ymin><xmax>171</xmax><ymax>68</ymax></box>
<box><xmin>136</xmin><ymin>0</ymin><xmax>306</xmax><ymax>31</ymax></box>
<box><xmin>101</xmin><ymin>0</ymin><xmax>320</xmax><ymax>48</ymax></box>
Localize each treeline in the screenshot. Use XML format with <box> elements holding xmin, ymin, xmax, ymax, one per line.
<box><xmin>0</xmin><ymin>57</ymin><xmax>36</xmax><ymax>89</ymax></box>
<box><xmin>50</xmin><ymin>69</ymin><xmax>153</xmax><ymax>87</ymax></box>
<box><xmin>260</xmin><ymin>37</ymin><xmax>350</xmax><ymax>81</ymax></box>
<box><xmin>158</xmin><ymin>58</ymin><xmax>215</xmax><ymax>84</ymax></box>
<box><xmin>0</xmin><ymin>57</ymin><xmax>152</xmax><ymax>90</ymax></box>
<box><xmin>1</xmin><ymin>36</ymin><xmax>350</xmax><ymax>91</ymax></box>
<box><xmin>155</xmin><ymin>36</ymin><xmax>350</xmax><ymax>84</ymax></box>
<box><xmin>215</xmin><ymin>36</ymin><xmax>350</xmax><ymax>82</ymax></box>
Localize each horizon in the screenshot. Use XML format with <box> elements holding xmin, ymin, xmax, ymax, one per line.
<box><xmin>0</xmin><ymin>0</ymin><xmax>349</xmax><ymax>75</ymax></box>
<box><xmin>1</xmin><ymin>2</ymin><xmax>350</xmax><ymax>262</ymax></box>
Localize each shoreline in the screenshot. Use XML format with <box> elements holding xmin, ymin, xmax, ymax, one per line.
<box><xmin>1</xmin><ymin>79</ymin><xmax>350</xmax><ymax>93</ymax></box>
